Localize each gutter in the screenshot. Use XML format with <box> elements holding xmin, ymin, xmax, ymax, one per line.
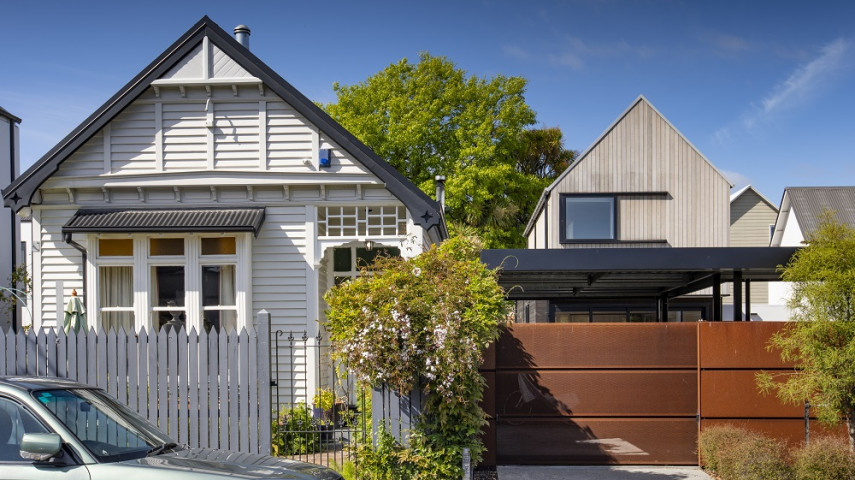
<box><xmin>63</xmin><ymin>233</ymin><xmax>87</xmax><ymax>306</ymax></box>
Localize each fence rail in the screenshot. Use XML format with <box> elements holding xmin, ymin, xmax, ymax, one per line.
<box><xmin>0</xmin><ymin>310</ymin><xmax>272</xmax><ymax>455</ymax></box>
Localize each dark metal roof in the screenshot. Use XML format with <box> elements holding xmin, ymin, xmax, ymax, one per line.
<box><xmin>63</xmin><ymin>207</ymin><xmax>266</xmax><ymax>236</ymax></box>
<box><xmin>481</xmin><ymin>247</ymin><xmax>799</xmax><ymax>299</ymax></box>
<box><xmin>2</xmin><ymin>16</ymin><xmax>445</xmax><ymax>240</ymax></box>
<box><xmin>0</xmin><ymin>106</ymin><xmax>21</xmax><ymax>124</ymax></box>
<box><xmin>786</xmin><ymin>187</ymin><xmax>855</xmax><ymax>234</ymax></box>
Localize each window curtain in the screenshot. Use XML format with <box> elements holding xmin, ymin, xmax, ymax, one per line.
<box><xmin>220</xmin><ymin>265</ymin><xmax>235</xmax><ymax>306</ymax></box>
<box><xmin>99</xmin><ymin>266</ymin><xmax>133</xmax><ymax>331</ymax></box>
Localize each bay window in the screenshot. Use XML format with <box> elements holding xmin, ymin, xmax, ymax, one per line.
<box><xmin>93</xmin><ymin>234</ymin><xmax>247</xmax><ymax>333</ymax></box>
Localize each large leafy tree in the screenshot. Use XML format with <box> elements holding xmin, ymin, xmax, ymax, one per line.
<box><xmin>324</xmin><ymin>53</ymin><xmax>574</xmax><ymax>248</ymax></box>
<box><xmin>757</xmin><ymin>214</ymin><xmax>855</xmax><ymax>450</ymax></box>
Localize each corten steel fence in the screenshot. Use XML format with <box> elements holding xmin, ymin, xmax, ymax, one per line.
<box><xmin>0</xmin><ymin>311</ymin><xmax>272</xmax><ymax>455</ymax></box>
<box><xmin>271</xmin><ymin>329</ymin><xmax>370</xmax><ymax>470</ymax></box>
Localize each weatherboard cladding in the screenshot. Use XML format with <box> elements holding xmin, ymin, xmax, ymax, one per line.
<box><xmin>787</xmin><ymin>187</ymin><xmax>855</xmax><ymax>235</ymax></box>
<box><xmin>2</xmin><ymin>16</ymin><xmax>443</xmax><ymax>236</ymax></box>
<box><xmin>62</xmin><ymin>208</ymin><xmax>266</xmax><ymax>235</ymax></box>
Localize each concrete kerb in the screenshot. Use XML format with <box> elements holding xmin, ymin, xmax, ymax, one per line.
<box><xmin>496</xmin><ymin>465</ymin><xmax>713</xmax><ymax>480</ymax></box>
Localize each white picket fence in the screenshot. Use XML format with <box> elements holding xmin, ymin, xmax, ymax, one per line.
<box><xmin>0</xmin><ymin>310</ymin><xmax>272</xmax><ymax>455</ymax></box>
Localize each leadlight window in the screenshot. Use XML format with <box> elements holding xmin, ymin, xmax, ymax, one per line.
<box><xmin>318</xmin><ymin>206</ymin><xmax>407</xmax><ymax>237</ymax></box>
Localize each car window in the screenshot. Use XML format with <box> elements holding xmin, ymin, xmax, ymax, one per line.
<box><xmin>35</xmin><ymin>389</ymin><xmax>167</xmax><ymax>462</ymax></box>
<box><xmin>0</xmin><ymin>396</ymin><xmax>49</xmax><ymax>463</ymax></box>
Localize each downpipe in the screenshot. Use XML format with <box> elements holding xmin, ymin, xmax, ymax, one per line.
<box><xmin>63</xmin><ymin>233</ymin><xmax>87</xmax><ymax>305</ymax></box>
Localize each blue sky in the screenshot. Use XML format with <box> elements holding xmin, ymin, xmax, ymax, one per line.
<box><xmin>1</xmin><ymin>0</ymin><xmax>853</xmax><ymax>204</ymax></box>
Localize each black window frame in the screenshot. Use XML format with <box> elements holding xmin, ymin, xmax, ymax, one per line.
<box><xmin>559</xmin><ymin>193</ymin><xmax>618</xmax><ymax>243</ymax></box>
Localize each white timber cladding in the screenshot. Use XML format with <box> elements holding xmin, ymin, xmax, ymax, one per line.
<box><xmin>539</xmin><ymin>98</ymin><xmax>731</xmax><ymax>248</ymax></box>
<box><xmin>28</xmin><ymin>36</ymin><xmax>420</xmax><ymax>339</ymax></box>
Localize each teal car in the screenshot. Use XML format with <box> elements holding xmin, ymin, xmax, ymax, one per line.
<box><xmin>0</xmin><ymin>376</ymin><xmax>343</xmax><ymax>479</ymax></box>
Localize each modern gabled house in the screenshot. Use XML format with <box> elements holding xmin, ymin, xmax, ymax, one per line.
<box><xmin>2</xmin><ymin>17</ymin><xmax>445</xmax><ymax>399</ymax></box>
<box><xmin>724</xmin><ymin>185</ymin><xmax>780</xmax><ymax>320</ymax></box>
<box><xmin>506</xmin><ymin>96</ymin><xmax>775</xmax><ymax>324</ymax></box>
<box><xmin>525</xmin><ymin>95</ymin><xmax>732</xmax><ymax>251</ymax></box>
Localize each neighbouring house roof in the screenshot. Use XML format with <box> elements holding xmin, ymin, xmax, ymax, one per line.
<box><xmin>778</xmin><ymin>186</ymin><xmax>855</xmax><ymax>237</ymax></box>
<box><xmin>523</xmin><ymin>95</ymin><xmax>733</xmax><ymax>237</ymax></box>
<box><xmin>3</xmin><ymin>16</ymin><xmax>445</xmax><ymax>239</ymax></box>
<box><xmin>730</xmin><ymin>184</ymin><xmax>778</xmax><ymax>211</ymax></box>
<box><xmin>481</xmin><ymin>247</ymin><xmax>798</xmax><ymax>299</ymax></box>
<box><xmin>0</xmin><ymin>106</ymin><xmax>21</xmax><ymax>124</ymax></box>
<box><xmin>63</xmin><ymin>207</ymin><xmax>266</xmax><ymax>236</ymax></box>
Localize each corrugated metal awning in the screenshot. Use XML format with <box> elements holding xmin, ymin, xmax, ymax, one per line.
<box><xmin>63</xmin><ymin>207</ymin><xmax>266</xmax><ymax>236</ymax></box>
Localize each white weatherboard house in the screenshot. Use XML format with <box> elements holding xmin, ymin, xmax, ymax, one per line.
<box><xmin>767</xmin><ymin>186</ymin><xmax>855</xmax><ymax>313</ymax></box>
<box><xmin>2</xmin><ymin>17</ymin><xmax>445</xmax><ymax>392</ymax></box>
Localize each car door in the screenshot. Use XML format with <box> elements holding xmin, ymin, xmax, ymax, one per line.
<box><xmin>0</xmin><ymin>396</ymin><xmax>90</xmax><ymax>480</ymax></box>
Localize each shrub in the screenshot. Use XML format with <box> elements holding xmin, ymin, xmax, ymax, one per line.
<box><xmin>699</xmin><ymin>424</ymin><xmax>749</xmax><ymax>474</ymax></box>
<box><xmin>792</xmin><ymin>436</ymin><xmax>855</xmax><ymax>480</ymax></box>
<box><xmin>325</xmin><ymin>234</ymin><xmax>513</xmax><ymax>476</ymax></box>
<box><xmin>272</xmin><ymin>403</ymin><xmax>320</xmax><ymax>456</ymax></box>
<box><xmin>699</xmin><ymin>425</ymin><xmax>792</xmax><ymax>480</ymax></box>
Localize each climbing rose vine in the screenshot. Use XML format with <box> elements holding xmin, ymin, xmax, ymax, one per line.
<box><xmin>324</xmin><ymin>234</ymin><xmax>512</xmax><ymax>474</ymax></box>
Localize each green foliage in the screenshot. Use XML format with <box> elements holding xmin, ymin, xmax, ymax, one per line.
<box><xmin>756</xmin><ymin>214</ymin><xmax>855</xmax><ymax>447</ymax></box>
<box><xmin>699</xmin><ymin>425</ymin><xmax>792</xmax><ymax>480</ymax></box>
<box><xmin>0</xmin><ymin>262</ymin><xmax>31</xmax><ymax>314</ymax></box>
<box><xmin>792</xmin><ymin>436</ymin><xmax>855</xmax><ymax>480</ymax></box>
<box><xmin>698</xmin><ymin>424</ymin><xmax>748</xmax><ymax>473</ymax></box>
<box><xmin>313</xmin><ymin>388</ymin><xmax>336</xmax><ymax>411</ymax></box>
<box><xmin>271</xmin><ymin>403</ymin><xmax>320</xmax><ymax>456</ymax></box>
<box><xmin>324</xmin><ymin>234</ymin><xmax>512</xmax><ymax>476</ymax></box>
<box><xmin>324</xmin><ymin>53</ymin><xmax>575</xmax><ymax>248</ymax></box>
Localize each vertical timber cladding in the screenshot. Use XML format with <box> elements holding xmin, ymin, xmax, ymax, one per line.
<box><xmin>493</xmin><ymin>323</ymin><xmax>699</xmax><ymax>465</ymax></box>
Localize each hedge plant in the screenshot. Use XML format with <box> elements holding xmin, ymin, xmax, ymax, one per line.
<box><xmin>324</xmin><ymin>234</ymin><xmax>512</xmax><ymax>478</ymax></box>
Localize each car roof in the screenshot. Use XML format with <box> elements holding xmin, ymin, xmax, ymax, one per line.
<box><xmin>0</xmin><ymin>376</ymin><xmax>96</xmax><ymax>392</ymax></box>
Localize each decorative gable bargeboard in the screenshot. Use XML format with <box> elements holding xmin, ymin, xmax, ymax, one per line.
<box><xmin>3</xmin><ymin>17</ymin><xmax>445</xmax><ymax>336</ymax></box>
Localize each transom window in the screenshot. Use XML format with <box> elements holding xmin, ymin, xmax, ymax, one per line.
<box><xmin>318</xmin><ymin>206</ymin><xmax>407</xmax><ymax>237</ymax></box>
<box><xmin>331</xmin><ymin>246</ymin><xmax>401</xmax><ymax>286</ymax></box>
<box><xmin>560</xmin><ymin>195</ymin><xmax>616</xmax><ymax>241</ymax></box>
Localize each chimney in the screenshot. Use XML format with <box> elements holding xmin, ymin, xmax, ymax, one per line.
<box><xmin>435</xmin><ymin>175</ymin><xmax>446</xmax><ymax>210</ymax></box>
<box><xmin>234</xmin><ymin>25</ymin><xmax>251</xmax><ymax>49</ymax></box>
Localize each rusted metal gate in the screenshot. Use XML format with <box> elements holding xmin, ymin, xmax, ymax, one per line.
<box><xmin>698</xmin><ymin>322</ymin><xmax>844</xmax><ymax>445</ymax></box>
<box><xmin>481</xmin><ymin>322</ymin><xmax>846</xmax><ymax>467</ymax></box>
<box><xmin>483</xmin><ymin>323</ymin><xmax>699</xmax><ymax>465</ymax></box>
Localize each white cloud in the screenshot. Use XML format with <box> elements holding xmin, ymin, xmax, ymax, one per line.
<box><xmin>720</xmin><ymin>169</ymin><xmax>751</xmax><ymax>190</ymax></box>
<box><xmin>505</xmin><ymin>36</ymin><xmax>654</xmax><ymax>70</ymax></box>
<box><xmin>503</xmin><ymin>45</ymin><xmax>532</xmax><ymax>61</ymax></box>
<box><xmin>747</xmin><ymin>38</ymin><xmax>851</xmax><ymax>129</ymax></box>
<box><xmin>713</xmin><ymin>37</ymin><xmax>852</xmax><ymax>144</ymax></box>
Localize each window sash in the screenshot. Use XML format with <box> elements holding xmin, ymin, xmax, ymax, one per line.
<box><xmin>561</xmin><ymin>195</ymin><xmax>616</xmax><ymax>241</ymax></box>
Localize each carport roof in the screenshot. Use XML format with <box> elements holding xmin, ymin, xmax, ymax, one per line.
<box><xmin>480</xmin><ymin>247</ymin><xmax>799</xmax><ymax>300</ymax></box>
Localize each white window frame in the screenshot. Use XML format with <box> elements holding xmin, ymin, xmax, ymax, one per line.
<box><xmin>90</xmin><ymin>233</ymin><xmax>250</xmax><ymax>332</ymax></box>
<box><xmin>94</xmin><ymin>239</ymin><xmax>135</xmax><ymax>332</ymax></box>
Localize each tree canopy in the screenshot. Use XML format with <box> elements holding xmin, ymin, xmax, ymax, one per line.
<box><xmin>757</xmin><ymin>214</ymin><xmax>855</xmax><ymax>449</ymax></box>
<box><xmin>324</xmin><ymin>53</ymin><xmax>575</xmax><ymax>248</ymax></box>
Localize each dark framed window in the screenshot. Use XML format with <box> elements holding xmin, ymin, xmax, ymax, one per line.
<box><xmin>560</xmin><ymin>194</ymin><xmax>616</xmax><ymax>242</ymax></box>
